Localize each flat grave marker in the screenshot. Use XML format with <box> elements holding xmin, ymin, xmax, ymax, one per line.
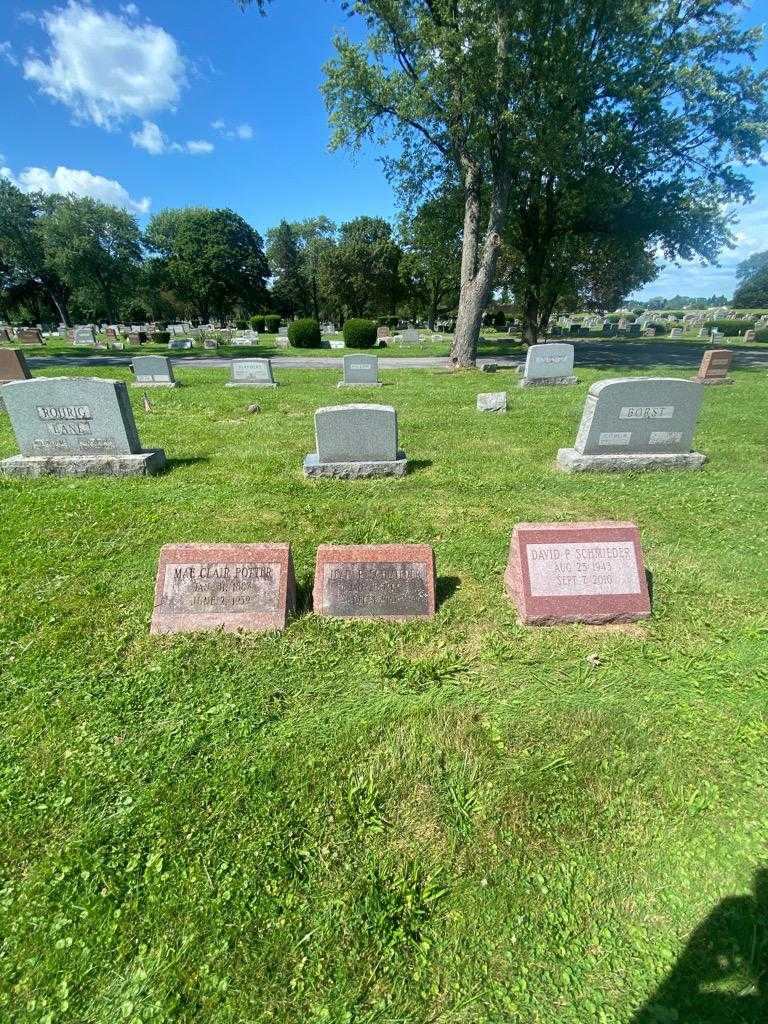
<box><xmin>0</xmin><ymin>377</ymin><xmax>165</xmax><ymax>476</ymax></box>
<box><xmin>151</xmin><ymin>542</ymin><xmax>296</xmax><ymax>634</ymax></box>
<box><xmin>227</xmin><ymin>358</ymin><xmax>277</xmax><ymax>388</ymax></box>
<box><xmin>168</xmin><ymin>339</ymin><xmax>193</xmax><ymax>351</ymax></box>
<box><xmin>313</xmin><ymin>543</ymin><xmax>435</xmax><ymax>620</ymax></box>
<box><xmin>505</xmin><ymin>521</ymin><xmax>651</xmax><ymax>625</ymax></box>
<box><xmin>477</xmin><ymin>391</ymin><xmax>507</xmax><ymax>413</ymax></box>
<box><xmin>304</xmin><ymin>403</ymin><xmax>407</xmax><ymax>478</ymax></box>
<box><xmin>557</xmin><ymin>377</ymin><xmax>706</xmax><ymax>472</ymax></box>
<box><xmin>73</xmin><ymin>325</ymin><xmax>96</xmax><ymax>346</ymax></box>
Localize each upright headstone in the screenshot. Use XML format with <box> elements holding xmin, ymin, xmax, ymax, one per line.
<box><xmin>73</xmin><ymin>325</ymin><xmax>96</xmax><ymax>345</ymax></box>
<box><xmin>670</xmin><ymin>327</ymin><xmax>684</xmax><ymax>338</ymax></box>
<box><xmin>505</xmin><ymin>521</ymin><xmax>651</xmax><ymax>625</ymax></box>
<box><xmin>232</xmin><ymin>331</ymin><xmax>258</xmax><ymax>347</ymax></box>
<box><xmin>277</xmin><ymin>326</ymin><xmax>289</xmax><ymax>339</ymax></box>
<box><xmin>151</xmin><ymin>543</ymin><xmax>296</xmax><ymax>634</ymax></box>
<box><xmin>203</xmin><ymin>338</ymin><xmax>218</xmax><ymax>349</ymax></box>
<box><xmin>128</xmin><ymin>331</ymin><xmax>147</xmax><ymax>345</ymax></box>
<box><xmin>557</xmin><ymin>378</ymin><xmax>706</xmax><ymax>472</ymax></box>
<box><xmin>227</xmin><ymin>358</ymin><xmax>277</xmax><ymax>388</ymax></box>
<box><xmin>0</xmin><ymin>349</ymin><xmax>32</xmax><ymax>411</ymax></box>
<box><xmin>17</xmin><ymin>328</ymin><xmax>43</xmax><ymax>345</ymax></box>
<box><xmin>519</xmin><ymin>343</ymin><xmax>577</xmax><ymax>388</ymax></box>
<box><xmin>131</xmin><ymin>355</ymin><xmax>177</xmax><ymax>388</ymax></box>
<box><xmin>695</xmin><ymin>348</ymin><xmax>734</xmax><ymax>386</ymax></box>
<box><xmin>0</xmin><ymin>377</ymin><xmax>166</xmax><ymax>476</ymax></box>
<box><xmin>376</xmin><ymin>326</ymin><xmax>391</xmax><ymax>340</ymax></box>
<box><xmin>304</xmin><ymin>403</ymin><xmax>407</xmax><ymax>478</ymax></box>
<box><xmin>313</xmin><ymin>544</ymin><xmax>436</xmax><ymax>620</ymax></box>
<box><xmin>398</xmin><ymin>329</ymin><xmax>421</xmax><ymax>344</ymax></box>
<box><xmin>338</xmin><ymin>354</ymin><xmax>381</xmax><ymax>387</ymax></box>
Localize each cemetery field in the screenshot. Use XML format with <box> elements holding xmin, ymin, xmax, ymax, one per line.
<box><xmin>1</xmin><ymin>363</ymin><xmax>767</xmax><ymax>1023</ymax></box>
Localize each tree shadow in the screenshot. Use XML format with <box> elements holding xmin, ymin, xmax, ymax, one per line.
<box><xmin>631</xmin><ymin>867</ymin><xmax>768</xmax><ymax>1023</ymax></box>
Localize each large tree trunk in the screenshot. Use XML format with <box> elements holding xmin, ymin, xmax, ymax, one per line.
<box><xmin>450</xmin><ymin>166</ymin><xmax>505</xmax><ymax>368</ymax></box>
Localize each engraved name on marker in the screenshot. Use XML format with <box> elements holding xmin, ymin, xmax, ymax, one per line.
<box><xmin>526</xmin><ymin>541</ymin><xmax>641</xmax><ymax>597</ymax></box>
<box><xmin>161</xmin><ymin>562</ymin><xmax>281</xmax><ymax>614</ymax></box>
<box><xmin>599</xmin><ymin>432</ymin><xmax>632</xmax><ymax>446</ymax></box>
<box><xmin>323</xmin><ymin>561</ymin><xmax>428</xmax><ymax>616</ymax></box>
<box><xmin>649</xmin><ymin>431</ymin><xmax>683</xmax><ymax>445</ymax></box>
<box><xmin>619</xmin><ymin>406</ymin><xmax>675</xmax><ymax>419</ymax></box>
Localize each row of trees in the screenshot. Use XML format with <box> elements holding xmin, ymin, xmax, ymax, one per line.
<box><xmin>733</xmin><ymin>252</ymin><xmax>768</xmax><ymax>308</ymax></box>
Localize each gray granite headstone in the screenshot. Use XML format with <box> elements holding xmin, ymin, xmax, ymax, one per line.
<box><xmin>399</xmin><ymin>329</ymin><xmax>421</xmax><ymax>344</ymax></box>
<box><xmin>477</xmin><ymin>392</ymin><xmax>507</xmax><ymax>412</ymax></box>
<box><xmin>340</xmin><ymin>354</ymin><xmax>380</xmax><ymax>387</ymax></box>
<box><xmin>168</xmin><ymin>339</ymin><xmax>193</xmax><ymax>350</ymax></box>
<box><xmin>520</xmin><ymin>343</ymin><xmax>576</xmax><ymax>387</ymax></box>
<box><xmin>304</xmin><ymin>403</ymin><xmax>406</xmax><ymax>478</ymax></box>
<box><xmin>227</xmin><ymin>358</ymin><xmax>276</xmax><ymax>388</ymax></box>
<box><xmin>132</xmin><ymin>355</ymin><xmax>176</xmax><ymax>387</ymax></box>
<box><xmin>557</xmin><ymin>377</ymin><xmax>706</xmax><ymax>472</ymax></box>
<box><xmin>73</xmin><ymin>325</ymin><xmax>96</xmax><ymax>345</ymax></box>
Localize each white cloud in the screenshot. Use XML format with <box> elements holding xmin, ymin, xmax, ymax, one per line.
<box><xmin>0</xmin><ymin>41</ymin><xmax>17</xmax><ymax>66</ymax></box>
<box><xmin>23</xmin><ymin>2</ymin><xmax>185</xmax><ymax>128</ymax></box>
<box><xmin>17</xmin><ymin>12</ymin><xmax>39</xmax><ymax>26</ymax></box>
<box><xmin>121</xmin><ymin>3</ymin><xmax>139</xmax><ymax>16</ymax></box>
<box><xmin>131</xmin><ymin>119</ymin><xmax>214</xmax><ymax>156</ymax></box>
<box><xmin>212</xmin><ymin>119</ymin><xmax>255</xmax><ymax>141</ymax></box>
<box><xmin>1</xmin><ymin>163</ymin><xmax>150</xmax><ymax>214</ymax></box>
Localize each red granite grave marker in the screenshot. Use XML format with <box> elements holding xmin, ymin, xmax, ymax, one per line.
<box><xmin>0</xmin><ymin>349</ymin><xmax>31</xmax><ymax>385</ymax></box>
<box><xmin>313</xmin><ymin>543</ymin><xmax>436</xmax><ymax>620</ymax></box>
<box><xmin>505</xmin><ymin>521</ymin><xmax>651</xmax><ymax>625</ymax></box>
<box><xmin>151</xmin><ymin>542</ymin><xmax>296</xmax><ymax>634</ymax></box>
<box><xmin>695</xmin><ymin>348</ymin><xmax>733</xmax><ymax>384</ymax></box>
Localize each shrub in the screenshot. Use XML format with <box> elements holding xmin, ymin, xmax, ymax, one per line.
<box><xmin>151</xmin><ymin>331</ymin><xmax>170</xmax><ymax>343</ymax></box>
<box><xmin>343</xmin><ymin>318</ymin><xmax>377</xmax><ymax>348</ymax></box>
<box><xmin>753</xmin><ymin>327</ymin><xmax>768</xmax><ymax>343</ymax></box>
<box><xmin>249</xmin><ymin>315</ymin><xmax>265</xmax><ymax>333</ymax></box>
<box><xmin>236</xmin><ymin>319</ymin><xmax>248</xmax><ymax>330</ymax></box>
<box><xmin>288</xmin><ymin>318</ymin><xmax>321</xmax><ymax>348</ymax></box>
<box><xmin>703</xmin><ymin>318</ymin><xmax>755</xmax><ymax>336</ymax></box>
<box><xmin>264</xmin><ymin>314</ymin><xmax>281</xmax><ymax>334</ymax></box>
<box><xmin>646</xmin><ymin>322</ymin><xmax>670</xmax><ymax>336</ymax></box>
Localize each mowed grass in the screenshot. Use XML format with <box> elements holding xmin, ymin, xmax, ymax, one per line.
<box><xmin>0</xmin><ymin>362</ymin><xmax>766</xmax><ymax>1024</ymax></box>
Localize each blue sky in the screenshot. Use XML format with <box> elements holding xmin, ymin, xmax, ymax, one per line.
<box><xmin>0</xmin><ymin>1</ymin><xmax>766</xmax><ymax>301</ymax></box>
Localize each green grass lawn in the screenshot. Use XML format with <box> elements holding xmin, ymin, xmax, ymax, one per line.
<box><xmin>1</xmin><ymin>362</ymin><xmax>766</xmax><ymax>1023</ymax></box>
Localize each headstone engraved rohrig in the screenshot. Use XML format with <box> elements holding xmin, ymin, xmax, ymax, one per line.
<box><xmin>0</xmin><ymin>377</ymin><xmax>165</xmax><ymax>477</ymax></box>
<box><xmin>505</xmin><ymin>521</ymin><xmax>651</xmax><ymax>625</ymax></box>
<box><xmin>151</xmin><ymin>542</ymin><xmax>296</xmax><ymax>634</ymax></box>
<box><xmin>304</xmin><ymin>403</ymin><xmax>407</xmax><ymax>478</ymax></box>
<box><xmin>556</xmin><ymin>377</ymin><xmax>706</xmax><ymax>472</ymax></box>
<box><xmin>313</xmin><ymin>543</ymin><xmax>436</xmax><ymax>620</ymax></box>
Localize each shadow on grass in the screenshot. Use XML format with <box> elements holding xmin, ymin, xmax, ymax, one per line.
<box><xmin>406</xmin><ymin>459</ymin><xmax>433</xmax><ymax>474</ymax></box>
<box><xmin>163</xmin><ymin>457</ymin><xmax>209</xmax><ymax>472</ymax></box>
<box><xmin>436</xmin><ymin>575</ymin><xmax>460</xmax><ymax>609</ymax></box>
<box><xmin>631</xmin><ymin>868</ymin><xmax>767</xmax><ymax>1023</ymax></box>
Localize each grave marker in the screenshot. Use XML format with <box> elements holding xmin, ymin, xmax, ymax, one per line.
<box><xmin>226</xmin><ymin>358</ymin><xmax>277</xmax><ymax>388</ymax></box>
<box><xmin>304</xmin><ymin>403</ymin><xmax>407</xmax><ymax>478</ymax></box>
<box><xmin>313</xmin><ymin>544</ymin><xmax>435</xmax><ymax>620</ymax></box>
<box><xmin>168</xmin><ymin>339</ymin><xmax>193</xmax><ymax>350</ymax></box>
<box><xmin>477</xmin><ymin>392</ymin><xmax>507</xmax><ymax>412</ymax></box>
<box><xmin>0</xmin><ymin>349</ymin><xmax>32</xmax><ymax>411</ymax></box>
<box><xmin>0</xmin><ymin>377</ymin><xmax>165</xmax><ymax>476</ymax></box>
<box><xmin>557</xmin><ymin>377</ymin><xmax>706</xmax><ymax>472</ymax></box>
<box><xmin>132</xmin><ymin>355</ymin><xmax>177</xmax><ymax>388</ymax></box>
<box><xmin>695</xmin><ymin>348</ymin><xmax>734</xmax><ymax>386</ymax></box>
<box><xmin>338</xmin><ymin>354</ymin><xmax>381</xmax><ymax>387</ymax></box>
<box><xmin>505</xmin><ymin>521</ymin><xmax>651</xmax><ymax>625</ymax></box>
<box><xmin>17</xmin><ymin>328</ymin><xmax>43</xmax><ymax>345</ymax></box>
<box><xmin>519</xmin><ymin>343</ymin><xmax>577</xmax><ymax>388</ymax></box>
<box><xmin>151</xmin><ymin>542</ymin><xmax>296</xmax><ymax>634</ymax></box>
<box><xmin>73</xmin><ymin>325</ymin><xmax>96</xmax><ymax>345</ymax></box>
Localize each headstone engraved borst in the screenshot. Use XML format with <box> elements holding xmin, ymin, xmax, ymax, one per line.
<box><xmin>556</xmin><ymin>377</ymin><xmax>706</xmax><ymax>472</ymax></box>
<box><xmin>0</xmin><ymin>377</ymin><xmax>165</xmax><ymax>477</ymax></box>
<box><xmin>313</xmin><ymin>544</ymin><xmax>435</xmax><ymax>620</ymax></box>
<box><xmin>226</xmin><ymin>358</ymin><xmax>277</xmax><ymax>388</ymax></box>
<box><xmin>131</xmin><ymin>355</ymin><xmax>177</xmax><ymax>388</ymax></box>
<box><xmin>304</xmin><ymin>403</ymin><xmax>407</xmax><ymax>478</ymax></box>
<box><xmin>151</xmin><ymin>543</ymin><xmax>296</xmax><ymax>634</ymax></box>
<box><xmin>695</xmin><ymin>348</ymin><xmax>734</xmax><ymax>386</ymax></box>
<box><xmin>0</xmin><ymin>349</ymin><xmax>32</xmax><ymax>411</ymax></box>
<box><xmin>338</xmin><ymin>354</ymin><xmax>381</xmax><ymax>388</ymax></box>
<box><xmin>505</xmin><ymin>521</ymin><xmax>651</xmax><ymax>625</ymax></box>
<box><xmin>519</xmin><ymin>342</ymin><xmax>577</xmax><ymax>387</ymax></box>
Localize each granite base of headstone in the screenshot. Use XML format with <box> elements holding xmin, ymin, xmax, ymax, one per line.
<box><xmin>304</xmin><ymin>403</ymin><xmax>407</xmax><ymax>479</ymax></box>
<box><xmin>505</xmin><ymin>521</ymin><xmax>651</xmax><ymax>625</ymax></box>
<box><xmin>0</xmin><ymin>377</ymin><xmax>165</xmax><ymax>477</ymax></box>
<box><xmin>313</xmin><ymin>543</ymin><xmax>435</xmax><ymax>620</ymax></box>
<box><xmin>477</xmin><ymin>392</ymin><xmax>507</xmax><ymax>412</ymax></box>
<box><xmin>694</xmin><ymin>348</ymin><xmax>734</xmax><ymax>386</ymax></box>
<box><xmin>557</xmin><ymin>377</ymin><xmax>706</xmax><ymax>473</ymax></box>
<box><xmin>151</xmin><ymin>542</ymin><xmax>296</xmax><ymax>634</ymax></box>
<box><xmin>132</xmin><ymin>355</ymin><xmax>177</xmax><ymax>388</ymax></box>
<box><xmin>226</xmin><ymin>358</ymin><xmax>277</xmax><ymax>388</ymax></box>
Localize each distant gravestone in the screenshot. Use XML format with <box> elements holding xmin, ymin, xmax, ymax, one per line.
<box><xmin>231</xmin><ymin>335</ymin><xmax>256</xmax><ymax>347</ymax></box>
<box><xmin>17</xmin><ymin>328</ymin><xmax>43</xmax><ymax>345</ymax></box>
<box><xmin>477</xmin><ymin>392</ymin><xmax>507</xmax><ymax>413</ymax></box>
<box><xmin>73</xmin><ymin>325</ymin><xmax>96</xmax><ymax>345</ymax></box>
<box><xmin>0</xmin><ymin>349</ymin><xmax>32</xmax><ymax>411</ymax></box>
<box><xmin>744</xmin><ymin>329</ymin><xmax>756</xmax><ymax>342</ymax></box>
<box><xmin>203</xmin><ymin>338</ymin><xmax>218</xmax><ymax>349</ymax></box>
<box><xmin>0</xmin><ymin>377</ymin><xmax>165</xmax><ymax>477</ymax></box>
<box><xmin>128</xmin><ymin>331</ymin><xmax>147</xmax><ymax>345</ymax></box>
<box><xmin>505</xmin><ymin>521</ymin><xmax>651</xmax><ymax>626</ymax></box>
<box><xmin>168</xmin><ymin>339</ymin><xmax>193</xmax><ymax>351</ymax></box>
<box><xmin>106</xmin><ymin>327</ymin><xmax>119</xmax><ymax>339</ymax></box>
<box><xmin>519</xmin><ymin>343</ymin><xmax>577</xmax><ymax>388</ymax></box>
<box><xmin>227</xmin><ymin>358</ymin><xmax>277</xmax><ymax>388</ymax></box>
<box><xmin>398</xmin><ymin>329</ymin><xmax>421</xmax><ymax>344</ymax></box>
<box><xmin>304</xmin><ymin>403</ymin><xmax>407</xmax><ymax>478</ymax></box>
<box><xmin>132</xmin><ymin>355</ymin><xmax>177</xmax><ymax>388</ymax></box>
<box><xmin>150</xmin><ymin>542</ymin><xmax>296</xmax><ymax>634</ymax></box>
<box><xmin>669</xmin><ymin>327</ymin><xmax>684</xmax><ymax>338</ymax></box>
<box><xmin>338</xmin><ymin>354</ymin><xmax>380</xmax><ymax>387</ymax></box>
<box><xmin>313</xmin><ymin>544</ymin><xmax>436</xmax><ymax>620</ymax></box>
<box><xmin>557</xmin><ymin>377</ymin><xmax>706</xmax><ymax>472</ymax></box>
<box><xmin>327</xmin><ymin>339</ymin><xmax>345</xmax><ymax>350</ymax></box>
<box><xmin>277</xmin><ymin>326</ymin><xmax>289</xmax><ymax>338</ymax></box>
<box><xmin>695</xmin><ymin>348</ymin><xmax>734</xmax><ymax>386</ymax></box>
<box><xmin>376</xmin><ymin>326</ymin><xmax>391</xmax><ymax>340</ymax></box>
<box><xmin>628</xmin><ymin>324</ymin><xmax>641</xmax><ymax>337</ymax></box>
